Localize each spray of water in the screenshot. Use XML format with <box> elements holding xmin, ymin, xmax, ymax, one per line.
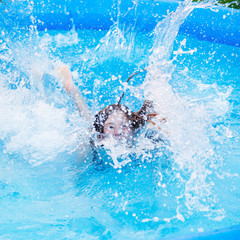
<box><xmin>0</xmin><ymin>1</ymin><xmax>90</xmax><ymax>166</ymax></box>
<box><xmin>142</xmin><ymin>0</ymin><xmax>230</xmax><ymax>219</ymax></box>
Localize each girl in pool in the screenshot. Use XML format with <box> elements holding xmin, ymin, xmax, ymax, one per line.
<box><xmin>57</xmin><ymin>64</ymin><xmax>159</xmax><ymax>143</ymax></box>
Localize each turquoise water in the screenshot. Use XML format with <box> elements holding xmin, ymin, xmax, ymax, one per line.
<box><xmin>0</xmin><ymin>1</ymin><xmax>240</xmax><ymax>239</ymax></box>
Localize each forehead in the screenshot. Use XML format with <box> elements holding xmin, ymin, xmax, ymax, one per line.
<box><xmin>105</xmin><ymin>110</ymin><xmax>128</xmax><ymax>123</ymax></box>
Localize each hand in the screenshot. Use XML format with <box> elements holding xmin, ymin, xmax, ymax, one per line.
<box><xmin>55</xmin><ymin>64</ymin><xmax>77</xmax><ymax>95</ymax></box>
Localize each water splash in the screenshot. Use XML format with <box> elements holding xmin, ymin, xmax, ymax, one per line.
<box><xmin>143</xmin><ymin>0</ymin><xmax>230</xmax><ymax>217</ymax></box>
<box><xmin>0</xmin><ymin>2</ymin><xmax>87</xmax><ymax>165</ymax></box>
<box><xmin>0</xmin><ymin>84</ymin><xmax>87</xmax><ymax>165</ymax></box>
<box><xmin>80</xmin><ymin>23</ymin><xmax>136</xmax><ymax>67</ymax></box>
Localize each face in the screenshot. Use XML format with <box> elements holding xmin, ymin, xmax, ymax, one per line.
<box><xmin>103</xmin><ymin>110</ymin><xmax>132</xmax><ymax>139</ymax></box>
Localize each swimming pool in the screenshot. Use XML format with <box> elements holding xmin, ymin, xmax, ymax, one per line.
<box><xmin>0</xmin><ymin>0</ymin><xmax>240</xmax><ymax>239</ymax></box>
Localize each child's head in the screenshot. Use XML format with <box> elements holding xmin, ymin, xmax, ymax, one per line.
<box><xmin>103</xmin><ymin>109</ymin><xmax>132</xmax><ymax>139</ymax></box>
<box><xmin>93</xmin><ymin>101</ymin><xmax>155</xmax><ymax>140</ymax></box>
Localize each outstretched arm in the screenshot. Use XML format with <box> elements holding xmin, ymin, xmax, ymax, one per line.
<box><xmin>56</xmin><ymin>65</ymin><xmax>92</xmax><ymax>121</ymax></box>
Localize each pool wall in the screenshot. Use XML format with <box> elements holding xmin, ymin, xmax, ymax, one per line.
<box><xmin>173</xmin><ymin>224</ymin><xmax>240</xmax><ymax>240</ymax></box>
<box><xmin>2</xmin><ymin>0</ymin><xmax>240</xmax><ymax>47</ymax></box>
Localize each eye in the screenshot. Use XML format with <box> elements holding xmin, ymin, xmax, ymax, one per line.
<box><xmin>106</xmin><ymin>125</ymin><xmax>114</xmax><ymax>130</ymax></box>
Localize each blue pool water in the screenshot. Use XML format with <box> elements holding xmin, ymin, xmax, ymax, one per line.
<box><xmin>0</xmin><ymin>0</ymin><xmax>240</xmax><ymax>239</ymax></box>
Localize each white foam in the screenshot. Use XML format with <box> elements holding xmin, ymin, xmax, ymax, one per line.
<box><xmin>142</xmin><ymin>0</ymin><xmax>230</xmax><ymax>215</ymax></box>
<box><xmin>0</xmin><ymin>84</ymin><xmax>88</xmax><ymax>165</ymax></box>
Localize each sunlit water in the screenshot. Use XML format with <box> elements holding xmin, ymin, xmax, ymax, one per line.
<box><xmin>0</xmin><ymin>0</ymin><xmax>239</xmax><ymax>239</ymax></box>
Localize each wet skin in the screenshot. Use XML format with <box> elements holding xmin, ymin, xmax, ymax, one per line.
<box><xmin>103</xmin><ymin>110</ymin><xmax>132</xmax><ymax>139</ymax></box>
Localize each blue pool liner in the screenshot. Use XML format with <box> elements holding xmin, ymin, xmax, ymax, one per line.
<box><xmin>171</xmin><ymin>224</ymin><xmax>240</xmax><ymax>240</ymax></box>
<box><xmin>1</xmin><ymin>0</ymin><xmax>240</xmax><ymax>47</ymax></box>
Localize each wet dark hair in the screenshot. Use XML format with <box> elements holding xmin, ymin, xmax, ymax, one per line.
<box><xmin>93</xmin><ymin>100</ymin><xmax>156</xmax><ymax>135</ymax></box>
<box><xmin>93</xmin><ymin>68</ymin><xmax>158</xmax><ymax>137</ymax></box>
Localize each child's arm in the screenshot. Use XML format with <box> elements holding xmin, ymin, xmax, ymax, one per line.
<box><xmin>56</xmin><ymin>65</ymin><xmax>92</xmax><ymax>121</ymax></box>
